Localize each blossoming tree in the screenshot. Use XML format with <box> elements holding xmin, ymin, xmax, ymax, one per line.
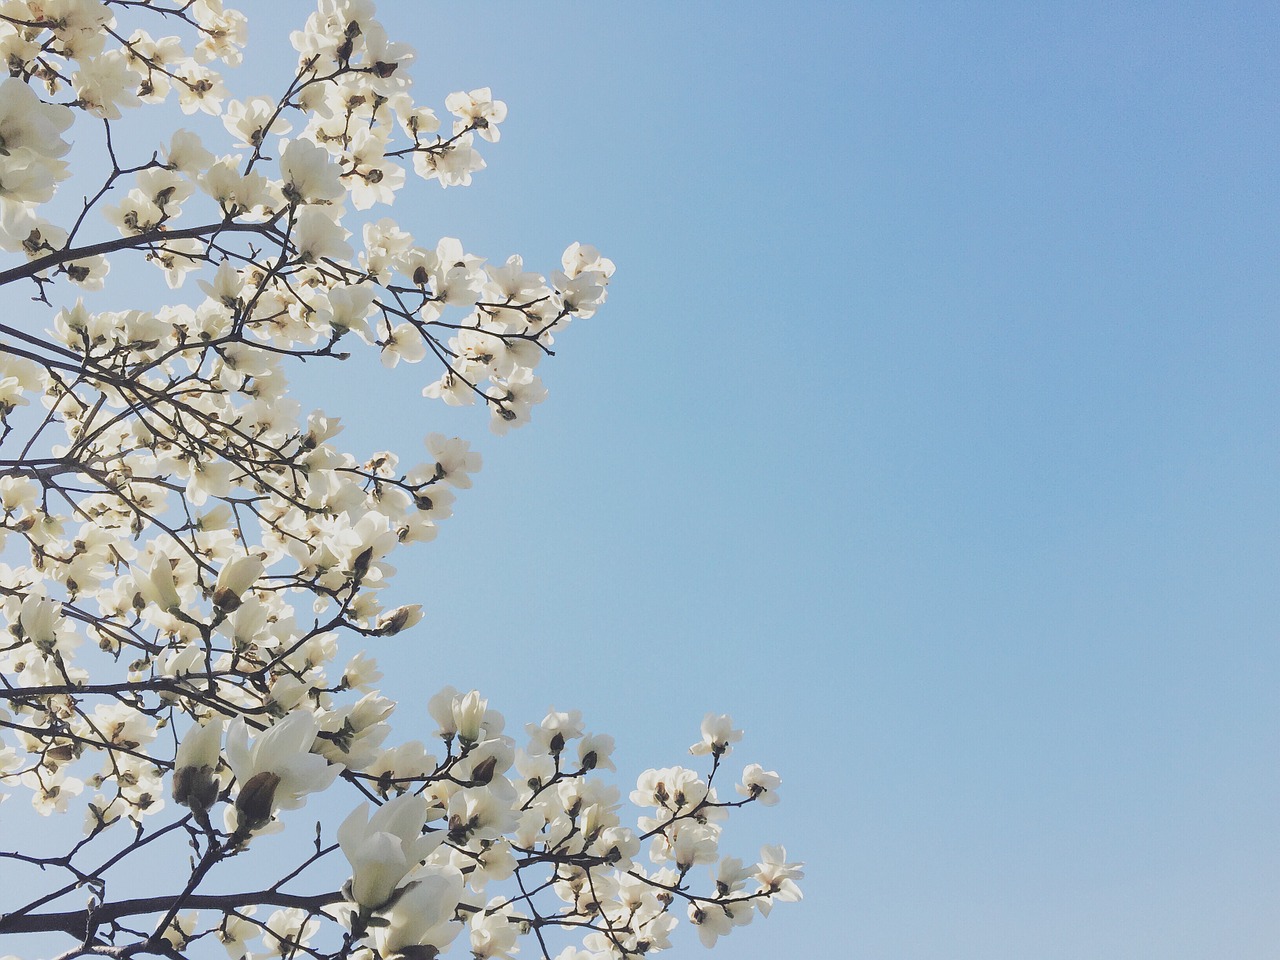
<box><xmin>0</xmin><ymin>2</ymin><xmax>800</xmax><ymax>958</ymax></box>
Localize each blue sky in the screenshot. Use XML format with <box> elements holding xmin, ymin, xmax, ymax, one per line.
<box><xmin>4</xmin><ymin>2</ymin><xmax>1278</xmax><ymax>958</ymax></box>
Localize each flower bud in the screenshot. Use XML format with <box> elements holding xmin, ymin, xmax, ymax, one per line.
<box><xmin>469</xmin><ymin>755</ymin><xmax>497</xmax><ymax>785</ymax></box>
<box><xmin>351</xmin><ymin>546</ymin><xmax>374</xmax><ymax>584</ymax></box>
<box><xmin>375</xmin><ymin>604</ymin><xmax>423</xmax><ymax>637</ymax></box>
<box><xmin>454</xmin><ymin>690</ymin><xmax>487</xmax><ymax>745</ymax></box>
<box><xmin>234</xmin><ymin>771</ymin><xmax>281</xmax><ymax>833</ymax></box>
<box><xmin>173</xmin><ymin>765</ymin><xmax>219</xmax><ymax>813</ymax></box>
<box><xmin>137</xmin><ymin>555</ymin><xmax>183</xmax><ymax>613</ymax></box>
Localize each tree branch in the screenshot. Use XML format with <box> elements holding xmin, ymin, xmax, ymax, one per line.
<box><xmin>0</xmin><ymin>891</ymin><xmax>342</xmax><ymax>938</ymax></box>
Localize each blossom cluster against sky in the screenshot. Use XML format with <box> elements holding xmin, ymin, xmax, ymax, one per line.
<box><xmin>2</xmin><ymin>1</ymin><xmax>1275</xmax><ymax>958</ymax></box>
<box><xmin>340</xmin><ymin>4</ymin><xmax>1277</xmax><ymax>957</ymax></box>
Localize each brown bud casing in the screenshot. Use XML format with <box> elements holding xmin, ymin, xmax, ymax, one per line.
<box><xmin>233</xmin><ymin>770</ymin><xmax>281</xmax><ymax>832</ymax></box>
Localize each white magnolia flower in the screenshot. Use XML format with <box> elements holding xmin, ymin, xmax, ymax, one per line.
<box><xmin>427</xmin><ymin>688</ymin><xmax>503</xmax><ymax>745</ymax></box>
<box><xmin>263</xmin><ymin>907</ymin><xmax>320</xmax><ymax>955</ymax></box>
<box><xmin>425</xmin><ymin>433</ymin><xmax>481</xmax><ymax>488</ymax></box>
<box><xmin>134</xmin><ymin>553</ymin><xmax>184</xmax><ymax>612</ymax></box>
<box><xmin>160</xmin><ymin>912</ymin><xmax>199</xmax><ymax>951</ymax></box>
<box><xmin>337</xmin><ymin>793</ymin><xmax>441</xmax><ymax>910</ymax></box>
<box><xmin>316</xmin><ymin>691</ymin><xmax>395</xmax><ymax>770</ymax></box>
<box><xmin>561</xmin><ymin>242</ymin><xmax>617</xmax><ymax>280</ymax></box>
<box><xmin>688</xmin><ymin>899</ymin><xmax>753</xmax><ymax>948</ymax></box>
<box><xmin>225</xmin><ymin>712</ymin><xmax>339</xmax><ymax>833</ymax></box>
<box><xmin>0</xmin><ymin>79</ymin><xmax>74</xmax><ymax>162</ymax></box>
<box><xmin>213</xmin><ymin>555</ymin><xmax>264</xmax><ymax>610</ymax></box>
<box><xmin>577</xmin><ymin>733</ymin><xmax>616</xmax><ymax>772</ymax></box>
<box><xmin>631</xmin><ymin>766</ymin><xmax>708</xmax><ymax>813</ymax></box>
<box><xmin>752</xmin><ymin>844</ymin><xmax>804</xmax><ymax>915</ymax></box>
<box><xmin>202</xmin><ymin>158</ymin><xmax>276</xmax><ymax>217</ymax></box>
<box><xmin>175</xmin><ymin>65</ymin><xmax>228</xmax><ymax>116</ymax></box>
<box><xmin>737</xmin><ymin>763</ymin><xmax>782</xmax><ymax>806</ymax></box>
<box><xmin>194</xmin><ymin>1</ymin><xmax>248</xmax><ymax>64</ymax></box>
<box><xmin>0</xmin><ymin>78</ymin><xmax>73</xmax><ymax>206</ymax></box>
<box><xmin>470</xmin><ymin>901</ymin><xmax>521</xmax><ymax>959</ymax></box>
<box><xmin>379</xmin><ymin>321</ymin><xmax>427</xmax><ymax>367</ymax></box>
<box><xmin>323</xmin><ymin>283</ymin><xmax>376</xmax><ymax>338</ymax></box>
<box><xmin>487</xmin><ymin>368</ymin><xmax>547</xmax><ymax>435</ymax></box>
<box><xmin>215</xmin><ymin>909</ymin><xmax>257</xmax><ymax>960</ymax></box>
<box><xmin>372</xmin><ymin>866</ymin><xmax>464</xmax><ymax>957</ymax></box>
<box><xmin>444</xmin><ymin>87</ymin><xmax>507</xmax><ymax>142</ymax></box>
<box><xmin>415</xmin><ymin>132</ymin><xmax>485</xmax><ymax>187</ymax></box>
<box><xmin>71</xmin><ymin>51</ymin><xmax>140</xmax><ymax>120</ymax></box>
<box><xmin>374</xmin><ymin>604</ymin><xmax>422</xmax><ymax>636</ymax></box>
<box><xmin>23</xmin><ymin>767</ymin><xmax>84</xmax><ymax>816</ymax></box>
<box><xmin>223</xmin><ymin>96</ymin><xmax>291</xmax><ymax>148</ymax></box>
<box><xmin>164</xmin><ymin>129</ymin><xmax>215</xmax><ymax>175</ymax></box>
<box><xmin>689</xmin><ymin>713</ymin><xmax>743</xmax><ymax>757</ymax></box>
<box><xmin>172</xmin><ymin>719</ymin><xmax>224</xmax><ymax>812</ymax></box>
<box><xmin>526</xmin><ymin>707</ymin><xmax>584</xmax><ymax>756</ymax></box>
<box><xmin>292</xmin><ymin>206</ymin><xmax>352</xmax><ymax>263</ymax></box>
<box><xmin>280</xmin><ymin>137</ymin><xmax>344</xmax><ymax>205</ymax></box>
<box><xmin>17</xmin><ymin>592</ymin><xmax>63</xmax><ymax>649</ymax></box>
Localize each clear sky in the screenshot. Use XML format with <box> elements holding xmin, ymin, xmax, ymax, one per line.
<box><xmin>257</xmin><ymin>2</ymin><xmax>1279</xmax><ymax>957</ymax></box>
<box><xmin>6</xmin><ymin>2</ymin><xmax>1280</xmax><ymax>958</ymax></box>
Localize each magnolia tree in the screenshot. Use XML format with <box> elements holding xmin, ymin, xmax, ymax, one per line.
<box><xmin>0</xmin><ymin>1</ymin><xmax>800</xmax><ymax>959</ymax></box>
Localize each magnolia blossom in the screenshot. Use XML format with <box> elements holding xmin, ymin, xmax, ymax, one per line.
<box><xmin>429</xmin><ymin>687</ymin><xmax>505</xmax><ymax>744</ymax></box>
<box><xmin>164</xmin><ymin>129</ymin><xmax>216</xmax><ymax>174</ymax></box>
<box><xmin>372</xmin><ymin>866</ymin><xmax>465</xmax><ymax>956</ymax></box>
<box><xmin>469</xmin><ymin>902</ymin><xmax>521</xmax><ymax>959</ymax></box>
<box><xmin>23</xmin><ymin>768</ymin><xmax>84</xmax><ymax>816</ymax></box>
<box><xmin>374</xmin><ymin>603</ymin><xmax>423</xmax><ymax>636</ymax></box>
<box><xmin>380</xmin><ymin>321</ymin><xmax>427</xmax><ymax>367</ymax></box>
<box><xmin>72</xmin><ymin>51</ymin><xmax>140</xmax><ymax>120</ymax></box>
<box><xmin>212</xmin><ymin>554</ymin><xmax>264</xmax><ymax>610</ymax></box>
<box><xmin>425</xmin><ymin>433</ymin><xmax>482</xmax><ymax>488</ymax></box>
<box><xmin>690</xmin><ymin>713</ymin><xmax>743</xmax><ymax>757</ymax></box>
<box><xmin>160</xmin><ymin>912</ymin><xmax>199</xmax><ymax>952</ymax></box>
<box><xmin>16</xmin><ymin>592</ymin><xmax>64</xmax><ymax>649</ymax></box>
<box><xmin>688</xmin><ymin>898</ymin><xmax>753</xmax><ymax>948</ymax></box>
<box><xmin>172</xmin><ymin>719</ymin><xmax>224</xmax><ymax>813</ymax></box>
<box><xmin>338</xmin><ymin>793</ymin><xmax>441</xmax><ymax>910</ymax></box>
<box><xmin>263</xmin><ymin>908</ymin><xmax>320</xmax><ymax>955</ymax></box>
<box><xmin>292</xmin><ymin>206</ymin><xmax>352</xmax><ymax>262</ymax></box>
<box><xmin>526</xmin><ymin>707</ymin><xmax>584</xmax><ymax>756</ymax></box>
<box><xmin>445</xmin><ymin>87</ymin><xmax>508</xmax><ymax>142</ymax></box>
<box><xmin>578</xmin><ymin>732</ymin><xmax>616</xmax><ymax>772</ymax></box>
<box><xmin>0</xmin><ymin>79</ymin><xmax>72</xmax><ymax>207</ymax></box>
<box><xmin>416</xmin><ymin>132</ymin><xmax>485</xmax><ymax>187</ymax></box>
<box><xmin>133</xmin><ymin>553</ymin><xmax>184</xmax><ymax>613</ymax></box>
<box><xmin>280</xmin><ymin>137</ymin><xmax>344</xmax><ymax>205</ymax></box>
<box><xmin>215</xmin><ymin>909</ymin><xmax>257</xmax><ymax>960</ymax></box>
<box><xmin>316</xmin><ymin>691</ymin><xmax>394</xmax><ymax>770</ymax></box>
<box><xmin>737</xmin><ymin>764</ymin><xmax>783</xmax><ymax>806</ymax></box>
<box><xmin>753</xmin><ymin>845</ymin><xmax>805</xmax><ymax>916</ymax></box>
<box><xmin>223</xmin><ymin>96</ymin><xmax>290</xmax><ymax>147</ymax></box>
<box><xmin>225</xmin><ymin>713</ymin><xmax>339</xmax><ymax>833</ymax></box>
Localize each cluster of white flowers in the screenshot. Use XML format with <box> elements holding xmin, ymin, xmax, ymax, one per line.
<box><xmin>0</xmin><ymin>1</ymin><xmax>797</xmax><ymax>957</ymax></box>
